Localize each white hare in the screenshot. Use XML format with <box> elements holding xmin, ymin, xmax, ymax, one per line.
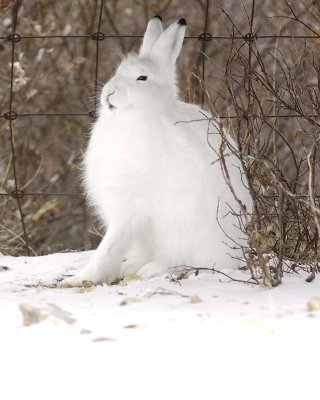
<box><xmin>63</xmin><ymin>16</ymin><xmax>251</xmax><ymax>286</ymax></box>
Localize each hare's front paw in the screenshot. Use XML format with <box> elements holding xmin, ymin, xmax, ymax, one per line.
<box><xmin>60</xmin><ymin>271</ymin><xmax>90</xmax><ymax>288</ymax></box>
<box><xmin>136</xmin><ymin>262</ymin><xmax>167</xmax><ymax>279</ymax></box>
<box><xmin>60</xmin><ymin>264</ymin><xmax>117</xmax><ymax>287</ymax></box>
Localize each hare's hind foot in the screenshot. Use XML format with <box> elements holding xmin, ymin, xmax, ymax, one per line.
<box><xmin>136</xmin><ymin>262</ymin><xmax>168</xmax><ymax>279</ymax></box>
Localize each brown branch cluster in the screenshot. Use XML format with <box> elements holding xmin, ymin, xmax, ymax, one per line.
<box><xmin>202</xmin><ymin>1</ymin><xmax>320</xmax><ymax>285</ymax></box>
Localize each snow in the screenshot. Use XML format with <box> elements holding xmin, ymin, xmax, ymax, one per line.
<box><xmin>1</xmin><ymin>251</ymin><xmax>320</xmax><ymax>399</ymax></box>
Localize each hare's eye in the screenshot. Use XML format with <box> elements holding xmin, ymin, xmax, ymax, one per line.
<box><xmin>137</xmin><ymin>75</ymin><xmax>148</xmax><ymax>81</ymax></box>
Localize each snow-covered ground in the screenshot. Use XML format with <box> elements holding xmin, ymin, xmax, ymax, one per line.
<box><xmin>1</xmin><ymin>251</ymin><xmax>320</xmax><ymax>399</ymax></box>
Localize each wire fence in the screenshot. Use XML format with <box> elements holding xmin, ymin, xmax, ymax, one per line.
<box><xmin>1</xmin><ymin>0</ymin><xmax>320</xmax><ymax>258</ymax></box>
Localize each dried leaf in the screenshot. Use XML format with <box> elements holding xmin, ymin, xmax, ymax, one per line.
<box><xmin>120</xmin><ymin>297</ymin><xmax>142</xmax><ymax>306</ymax></box>
<box><xmin>44</xmin><ymin>283</ymin><xmax>58</xmax><ymax>289</ymax></box>
<box><xmin>31</xmin><ymin>200</ymin><xmax>61</xmax><ymax>223</ymax></box>
<box><xmin>36</xmin><ymin>48</ymin><xmax>46</xmax><ymax>62</ymax></box>
<box><xmin>306</xmin><ymin>297</ymin><xmax>320</xmax><ymax>311</ymax></box>
<box><xmin>189</xmin><ymin>294</ymin><xmax>202</xmax><ymax>304</ymax></box>
<box><xmin>143</xmin><ymin>290</ymin><xmax>154</xmax><ymax>299</ymax></box>
<box><xmin>123</xmin><ymin>324</ymin><xmax>144</xmax><ymax>329</ymax></box>
<box><xmin>306</xmin><ymin>270</ymin><xmax>316</xmax><ymax>283</ymax></box>
<box><xmin>80</xmin><ymin>328</ymin><xmax>92</xmax><ymax>335</ymax></box>
<box><xmin>92</xmin><ymin>337</ymin><xmax>116</xmax><ymax>342</ymax></box>
<box><xmin>82</xmin><ymin>280</ymin><xmax>94</xmax><ymax>288</ymax></box>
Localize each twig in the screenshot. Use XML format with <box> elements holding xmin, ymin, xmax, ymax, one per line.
<box><xmin>181</xmin><ymin>266</ymin><xmax>259</xmax><ymax>285</ymax></box>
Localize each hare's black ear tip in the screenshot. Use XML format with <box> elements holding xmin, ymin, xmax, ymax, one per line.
<box><xmin>153</xmin><ymin>15</ymin><xmax>162</xmax><ymax>22</ymax></box>
<box><xmin>178</xmin><ymin>18</ymin><xmax>187</xmax><ymax>26</ymax></box>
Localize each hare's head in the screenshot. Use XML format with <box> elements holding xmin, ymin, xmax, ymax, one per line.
<box><xmin>101</xmin><ymin>16</ymin><xmax>187</xmax><ymax>113</ymax></box>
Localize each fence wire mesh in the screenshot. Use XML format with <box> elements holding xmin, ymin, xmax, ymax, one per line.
<box><xmin>0</xmin><ymin>0</ymin><xmax>319</xmax><ymax>264</ymax></box>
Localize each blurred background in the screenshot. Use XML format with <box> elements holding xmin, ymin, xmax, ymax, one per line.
<box><xmin>0</xmin><ymin>0</ymin><xmax>319</xmax><ymax>264</ymax></box>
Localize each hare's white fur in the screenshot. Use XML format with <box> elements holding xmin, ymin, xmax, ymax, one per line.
<box><xmin>63</xmin><ymin>17</ymin><xmax>251</xmax><ymax>286</ymax></box>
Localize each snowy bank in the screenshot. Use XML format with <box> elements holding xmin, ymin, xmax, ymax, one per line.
<box><xmin>1</xmin><ymin>251</ymin><xmax>320</xmax><ymax>400</ymax></box>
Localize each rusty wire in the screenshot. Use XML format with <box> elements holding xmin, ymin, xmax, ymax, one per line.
<box><xmin>0</xmin><ymin>0</ymin><xmax>320</xmax><ymax>256</ymax></box>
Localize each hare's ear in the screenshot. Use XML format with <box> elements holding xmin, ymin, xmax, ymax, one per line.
<box><xmin>151</xmin><ymin>18</ymin><xmax>187</xmax><ymax>66</ymax></box>
<box><xmin>139</xmin><ymin>16</ymin><xmax>163</xmax><ymax>58</ymax></box>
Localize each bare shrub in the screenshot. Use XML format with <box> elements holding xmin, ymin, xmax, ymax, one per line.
<box><xmin>200</xmin><ymin>0</ymin><xmax>320</xmax><ymax>285</ymax></box>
